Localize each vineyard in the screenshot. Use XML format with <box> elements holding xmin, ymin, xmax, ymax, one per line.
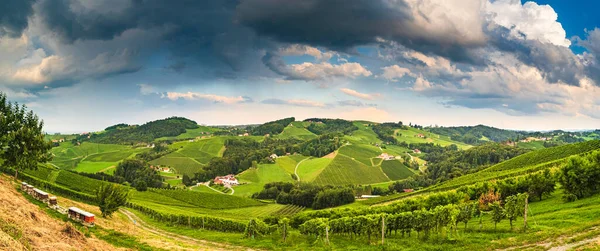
<box><xmin>381</xmin><ymin>160</ymin><xmax>415</xmax><ymax>180</ymax></box>
<box><xmin>273</xmin><ymin>204</ymin><xmax>306</xmax><ymax>217</ymax></box>
<box><xmin>338</xmin><ymin>144</ymin><xmax>381</xmax><ymax>166</ymax></box>
<box><xmin>313</xmin><ymin>155</ymin><xmax>389</xmax><ymax>186</ymax></box>
<box><xmin>429</xmin><ymin>140</ymin><xmax>600</xmax><ymax>191</ymax></box>
<box><xmin>149</xmin><ymin>188</ymin><xmax>263</xmax><ymax>209</ymax></box>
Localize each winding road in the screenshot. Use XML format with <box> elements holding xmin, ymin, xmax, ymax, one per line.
<box><xmin>294</xmin><ymin>158</ymin><xmax>310</xmax><ymax>182</ymax></box>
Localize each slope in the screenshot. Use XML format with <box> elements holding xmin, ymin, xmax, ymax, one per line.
<box><xmin>313</xmin><ymin>154</ymin><xmax>389</xmax><ymax>186</ymax></box>
<box><xmin>394</xmin><ymin>127</ymin><xmax>472</xmax><ymax>149</ymax></box>
<box><xmin>430</xmin><ymin>140</ymin><xmax>600</xmax><ymax>191</ymax></box>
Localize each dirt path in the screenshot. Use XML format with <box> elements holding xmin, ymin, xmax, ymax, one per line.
<box><xmin>294</xmin><ymin>157</ymin><xmax>310</xmax><ymax>182</ymax></box>
<box><xmin>120</xmin><ymin>208</ymin><xmax>253</xmax><ymax>250</ymax></box>
<box><xmin>547</xmin><ymin>236</ymin><xmax>600</xmax><ymax>251</ymax></box>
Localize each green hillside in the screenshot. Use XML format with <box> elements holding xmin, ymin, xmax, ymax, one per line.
<box><xmin>235</xmin><ymin>156</ymin><xmax>308</xmax><ymax>197</ymax></box>
<box><xmin>337</xmin><ymin>144</ymin><xmax>381</xmax><ymax>166</ymax></box>
<box><xmin>313</xmin><ymin>154</ymin><xmax>389</xmax><ymax>185</ymax></box>
<box><xmin>430</xmin><ymin>140</ymin><xmax>600</xmax><ymax>191</ymax></box>
<box><xmin>381</xmin><ymin>160</ymin><xmax>416</xmax><ymax>180</ymax></box>
<box><xmin>296</xmin><ymin>157</ymin><xmax>332</xmax><ymax>182</ymax></box>
<box><xmin>394</xmin><ymin>127</ymin><xmax>472</xmax><ymax>149</ymax></box>
<box><xmin>149</xmin><ymin>137</ymin><xmax>225</xmax><ymax>176</ymax></box>
<box><xmin>277</xmin><ymin>125</ymin><xmax>317</xmax><ymax>140</ymax></box>
<box><xmin>50</xmin><ymin>142</ymin><xmax>142</xmax><ymax>173</ymax></box>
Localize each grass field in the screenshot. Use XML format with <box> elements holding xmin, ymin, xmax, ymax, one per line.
<box><xmin>296</xmin><ymin>158</ymin><xmax>332</xmax><ymax>182</ymax></box>
<box><xmin>73</xmin><ymin>161</ymin><xmax>117</xmax><ymax>173</ymax></box>
<box><xmin>517</xmin><ymin>141</ymin><xmax>546</xmax><ymax>149</ymax></box>
<box><xmin>155</xmin><ymin>126</ymin><xmax>224</xmax><ymax>141</ymax></box>
<box><xmin>276</xmin><ymin>124</ymin><xmax>317</xmax><ymax>140</ymax></box>
<box><xmin>380</xmin><ymin>160</ymin><xmax>415</xmax><ymax>180</ymax></box>
<box><xmin>50</xmin><ymin>142</ymin><xmax>144</xmax><ymax>170</ymax></box>
<box><xmin>236</xmin><ymin>159</ymin><xmax>298</xmax><ymax>197</ymax></box>
<box><xmin>395</xmin><ymin>127</ymin><xmax>472</xmax><ymax>149</ymax></box>
<box><xmin>342</xmin><ymin>122</ymin><xmax>381</xmax><ymax>145</ymax></box>
<box><xmin>313</xmin><ymin>154</ymin><xmax>389</xmax><ymax>186</ymax></box>
<box><xmin>337</xmin><ymin>144</ymin><xmax>381</xmax><ymax>166</ymax></box>
<box><xmin>149</xmin><ymin>157</ymin><xmax>203</xmax><ymax>176</ymax></box>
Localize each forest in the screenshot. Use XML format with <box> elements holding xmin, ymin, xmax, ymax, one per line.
<box><xmin>89</xmin><ymin>117</ymin><xmax>199</xmax><ymax>144</ymax></box>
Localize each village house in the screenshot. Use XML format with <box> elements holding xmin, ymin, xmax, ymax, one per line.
<box><xmin>213</xmin><ymin>174</ymin><xmax>239</xmax><ymax>186</ymax></box>
<box><xmin>413</xmin><ymin>149</ymin><xmax>421</xmax><ymax>154</ymax></box>
<box><xmin>377</xmin><ymin>153</ymin><xmax>395</xmax><ymax>161</ymax></box>
<box><xmin>243</xmin><ymin>132</ymin><xmax>249</xmax><ymax>136</ymax></box>
<box><xmin>270</xmin><ymin>153</ymin><xmax>278</xmax><ymax>159</ymax></box>
<box><xmin>416</xmin><ymin>133</ymin><xmax>425</xmax><ymax>138</ymax></box>
<box><xmin>403</xmin><ymin>189</ymin><xmax>414</xmax><ymax>193</ymax></box>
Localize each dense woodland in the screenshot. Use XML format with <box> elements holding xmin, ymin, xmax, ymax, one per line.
<box><xmin>422</xmin><ymin>143</ymin><xmax>530</xmax><ymax>182</ymax></box>
<box><xmin>251</xmin><ymin>117</ymin><xmax>295</xmax><ymax>136</ymax></box>
<box><xmin>89</xmin><ymin>117</ymin><xmax>199</xmax><ymax>144</ymax></box>
<box><xmin>372</xmin><ymin>122</ymin><xmax>404</xmax><ymax>144</ymax></box>
<box><xmin>305</xmin><ymin>118</ymin><xmax>358</xmax><ymax>135</ymax></box>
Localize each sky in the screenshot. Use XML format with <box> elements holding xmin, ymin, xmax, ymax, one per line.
<box><xmin>1</xmin><ymin>0</ymin><xmax>600</xmax><ymax>133</ymax></box>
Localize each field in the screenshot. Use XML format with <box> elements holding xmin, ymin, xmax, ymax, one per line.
<box><xmin>149</xmin><ymin>137</ymin><xmax>226</xmax><ymax>176</ymax></box>
<box><xmin>235</xmin><ymin>156</ymin><xmax>304</xmax><ymax>197</ymax></box>
<box><xmin>380</xmin><ymin>160</ymin><xmax>415</xmax><ymax>180</ymax></box>
<box><xmin>394</xmin><ymin>127</ymin><xmax>472</xmax><ymax>149</ymax></box>
<box><xmin>517</xmin><ymin>140</ymin><xmax>546</xmax><ymax>149</ymax></box>
<box><xmin>154</xmin><ymin>126</ymin><xmax>224</xmax><ymax>141</ymax></box>
<box><xmin>73</xmin><ymin>161</ymin><xmax>117</xmax><ymax>173</ymax></box>
<box><xmin>313</xmin><ymin>154</ymin><xmax>389</xmax><ymax>186</ymax></box>
<box><xmin>50</xmin><ymin>142</ymin><xmax>143</xmax><ymax>171</ymax></box>
<box><xmin>337</xmin><ymin>144</ymin><xmax>381</xmax><ymax>166</ymax></box>
<box><xmin>296</xmin><ymin>157</ymin><xmax>332</xmax><ymax>182</ymax></box>
<box><xmin>344</xmin><ymin>122</ymin><xmax>381</xmax><ymax>145</ymax></box>
<box><xmin>276</xmin><ymin>123</ymin><xmax>317</xmax><ymax>140</ymax></box>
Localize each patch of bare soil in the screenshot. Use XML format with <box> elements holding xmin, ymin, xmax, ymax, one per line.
<box><xmin>322</xmin><ymin>151</ymin><xmax>337</xmax><ymax>159</ymax></box>
<box><xmin>0</xmin><ymin>175</ymin><xmax>121</xmax><ymax>251</ymax></box>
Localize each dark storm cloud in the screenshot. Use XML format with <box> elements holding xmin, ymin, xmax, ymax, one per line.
<box><xmin>236</xmin><ymin>0</ymin><xmax>485</xmax><ymax>64</ymax></box>
<box><xmin>0</xmin><ymin>0</ymin><xmax>36</xmax><ymax>37</ymax></box>
<box><xmin>33</xmin><ymin>0</ymin><xmax>270</xmax><ymax>79</ymax></box>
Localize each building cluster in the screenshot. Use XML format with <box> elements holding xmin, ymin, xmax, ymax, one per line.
<box><xmin>213</xmin><ymin>174</ymin><xmax>239</xmax><ymax>186</ymax></box>
<box><xmin>377</xmin><ymin>153</ymin><xmax>397</xmax><ymax>161</ymax></box>
<box><xmin>21</xmin><ymin>182</ymin><xmax>95</xmax><ymax>227</ymax></box>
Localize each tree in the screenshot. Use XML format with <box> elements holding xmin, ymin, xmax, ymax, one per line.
<box><xmin>96</xmin><ymin>183</ymin><xmax>129</xmax><ymax>217</ymax></box>
<box><xmin>0</xmin><ymin>93</ymin><xmax>52</xmax><ymax>179</ymax></box>
<box><xmin>134</xmin><ymin>179</ymin><xmax>148</xmax><ymax>191</ymax></box>
<box><xmin>114</xmin><ymin>159</ymin><xmax>163</xmax><ymax>188</ymax></box>
<box><xmin>504</xmin><ymin>195</ymin><xmax>519</xmax><ymax>230</ymax></box>
<box><xmin>559</xmin><ymin>152</ymin><xmax>600</xmax><ymax>200</ymax></box>
<box><xmin>526</xmin><ymin>169</ymin><xmax>556</xmax><ymax>201</ymax></box>
<box><xmin>182</xmin><ymin>174</ymin><xmax>192</xmax><ymax>186</ymax></box>
<box><xmin>489</xmin><ymin>201</ymin><xmax>505</xmax><ymax>229</ymax></box>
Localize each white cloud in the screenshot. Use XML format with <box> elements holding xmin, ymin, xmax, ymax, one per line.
<box><xmin>287</xmin><ymin>62</ymin><xmax>372</xmax><ymax>81</ymax></box>
<box><xmin>486</xmin><ymin>0</ymin><xmax>571</xmax><ymax>47</ymax></box>
<box><xmin>279</xmin><ymin>44</ymin><xmax>334</xmax><ymax>61</ymax></box>
<box><xmin>163</xmin><ymin>91</ymin><xmax>250</xmax><ymax>104</ymax></box>
<box><xmin>381</xmin><ymin>65</ymin><xmax>412</xmax><ymax>82</ymax></box>
<box><xmin>340</xmin><ymin>88</ymin><xmax>381</xmax><ymax>100</ymax></box>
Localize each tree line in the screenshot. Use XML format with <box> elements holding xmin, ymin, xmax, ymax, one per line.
<box><xmin>89</xmin><ymin>117</ymin><xmax>199</xmax><ymax>144</ymax></box>
<box><xmin>252</xmin><ymin>182</ymin><xmax>355</xmax><ymax>209</ymax></box>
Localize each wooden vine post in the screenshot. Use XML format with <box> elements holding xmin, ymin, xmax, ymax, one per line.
<box><xmin>381</xmin><ymin>215</ymin><xmax>385</xmax><ymax>245</ymax></box>
<box><xmin>325</xmin><ymin>226</ymin><xmax>330</xmax><ymax>245</ymax></box>
<box><xmin>523</xmin><ymin>196</ymin><xmax>528</xmax><ymax>232</ymax></box>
